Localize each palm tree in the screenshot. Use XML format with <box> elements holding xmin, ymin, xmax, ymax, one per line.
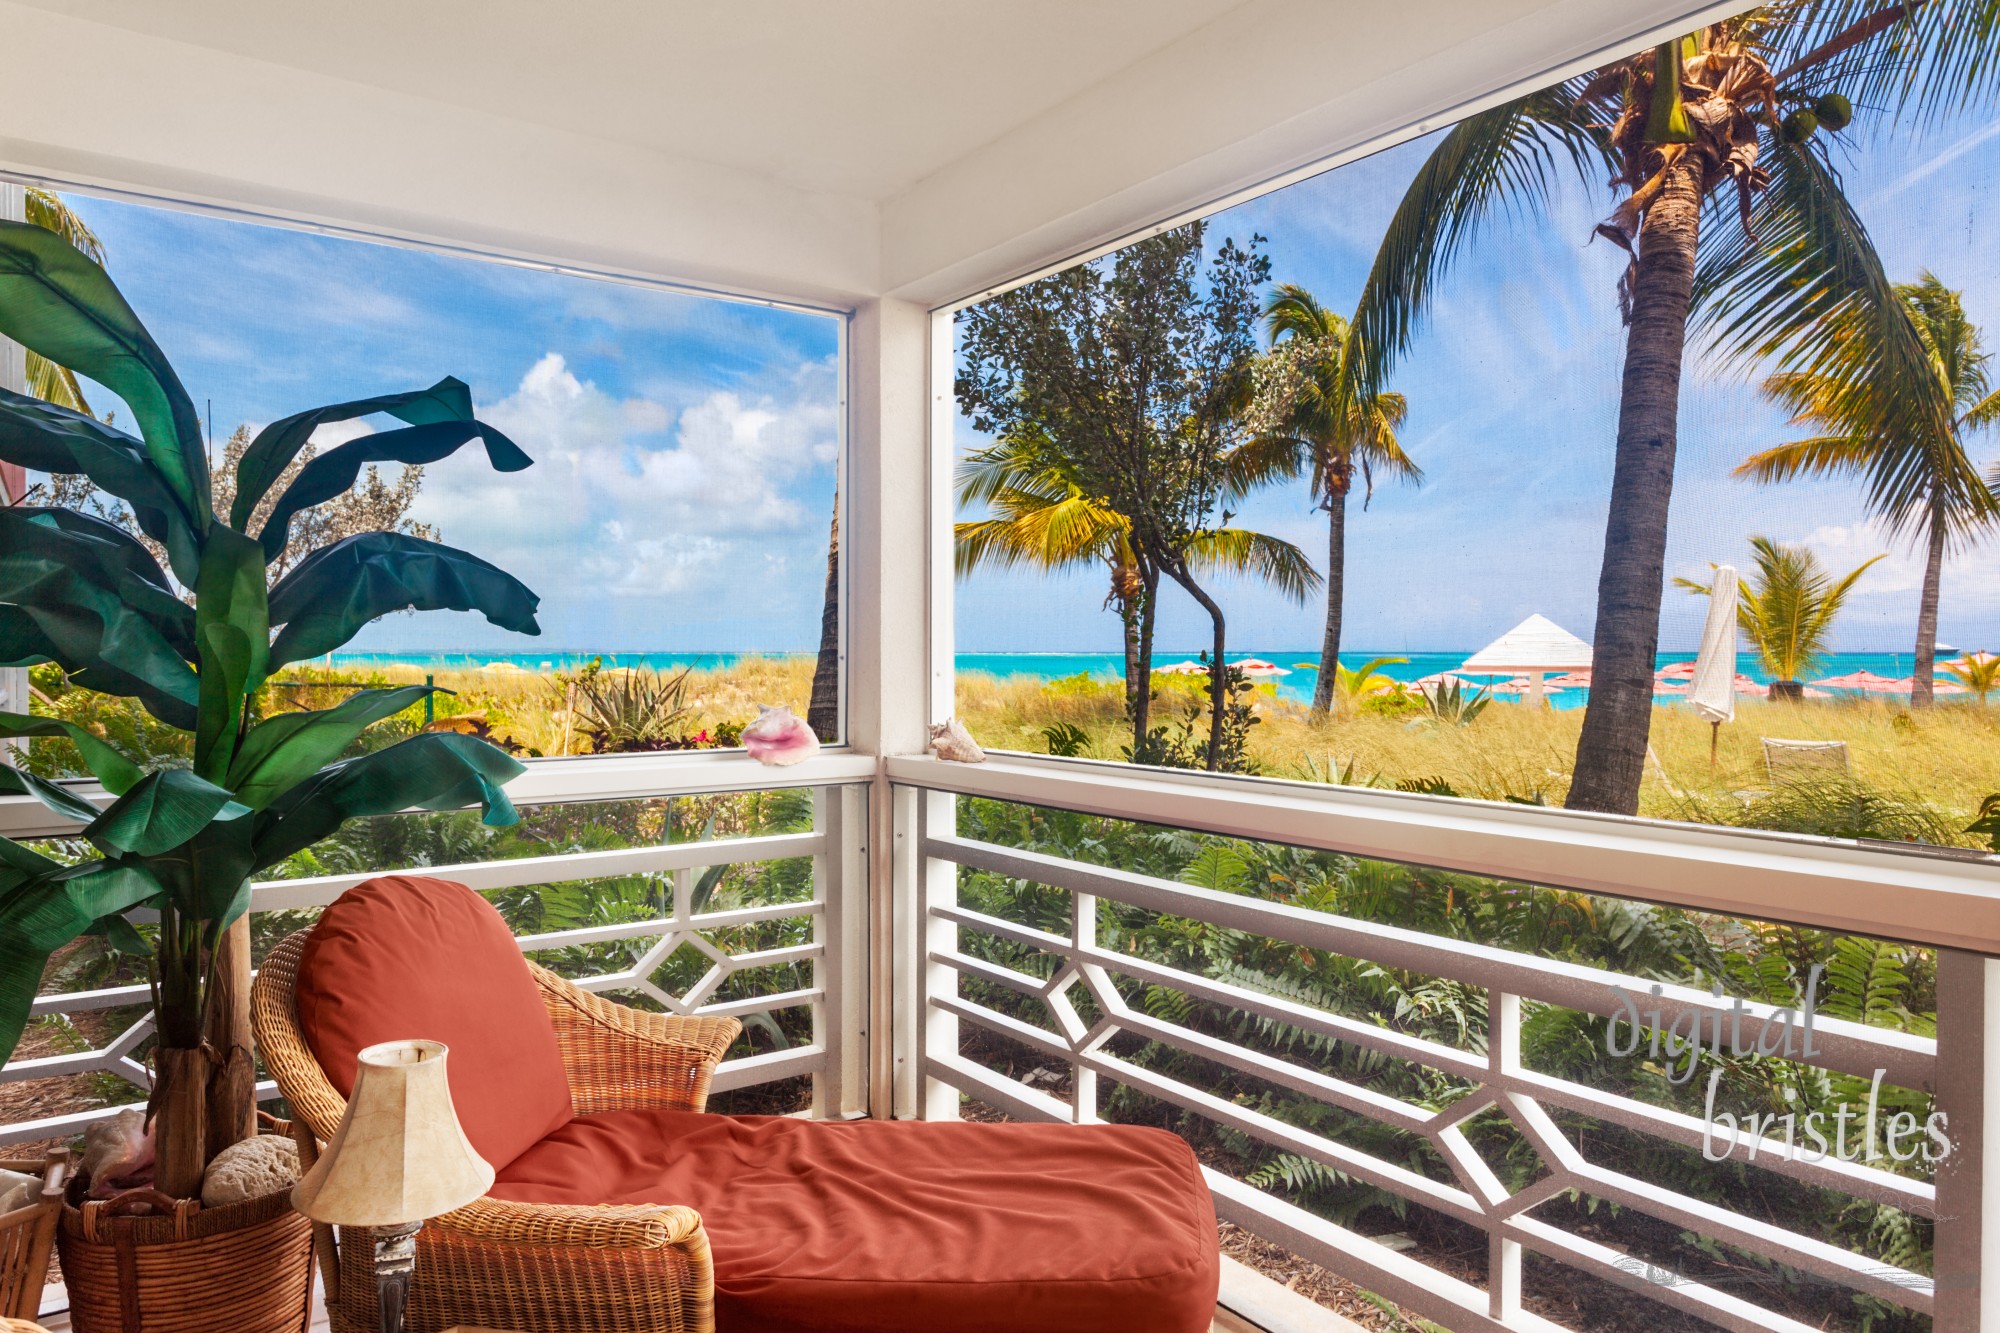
<box><xmin>1743</xmin><ymin>274</ymin><xmax>2000</xmax><ymax>707</ymax></box>
<box><xmin>1943</xmin><ymin>651</ymin><xmax>2000</xmax><ymax>703</ymax></box>
<box><xmin>1234</xmin><ymin>284</ymin><xmax>1418</xmax><ymax>717</ymax></box>
<box><xmin>1330</xmin><ymin>655</ymin><xmax>1409</xmax><ymax>716</ymax></box>
<box><xmin>1343</xmin><ymin>7</ymin><xmax>2000</xmax><ymax>813</ymax></box>
<box><xmin>20</xmin><ymin>188</ymin><xmax>103</xmax><ymax>414</ymax></box>
<box><xmin>955</xmin><ymin>428</ymin><xmax>1319</xmax><ymax>729</ymax></box>
<box><xmin>1676</xmin><ymin>536</ymin><xmax>1882</xmax><ymax>697</ymax></box>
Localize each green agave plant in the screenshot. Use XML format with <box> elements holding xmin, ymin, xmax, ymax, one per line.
<box><xmin>0</xmin><ymin>218</ymin><xmax>541</xmax><ymax>1194</ymax></box>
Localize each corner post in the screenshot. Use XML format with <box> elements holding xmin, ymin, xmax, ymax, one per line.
<box><xmin>1935</xmin><ymin>949</ymin><xmax>2000</xmax><ymax>1332</ymax></box>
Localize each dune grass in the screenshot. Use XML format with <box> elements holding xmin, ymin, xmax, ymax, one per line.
<box><xmin>952</xmin><ymin>670</ymin><xmax>2000</xmax><ymax>843</ymax></box>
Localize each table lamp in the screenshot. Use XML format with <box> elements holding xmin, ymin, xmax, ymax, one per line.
<box><xmin>292</xmin><ymin>1040</ymin><xmax>494</xmax><ymax>1333</ymax></box>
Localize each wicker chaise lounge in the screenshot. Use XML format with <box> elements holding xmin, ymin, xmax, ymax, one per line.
<box><xmin>251</xmin><ymin>874</ymin><xmax>1219</xmax><ymax>1333</ymax></box>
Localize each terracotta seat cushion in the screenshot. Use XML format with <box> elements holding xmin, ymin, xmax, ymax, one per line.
<box><xmin>293</xmin><ymin>874</ymin><xmax>573</xmax><ymax>1171</ymax></box>
<box><xmin>491</xmin><ymin>1109</ymin><xmax>1219</xmax><ymax>1333</ymax></box>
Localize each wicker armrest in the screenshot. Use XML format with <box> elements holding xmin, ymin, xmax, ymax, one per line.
<box><xmin>531</xmin><ymin>965</ymin><xmax>741</xmax><ymax>1115</ymax></box>
<box><xmin>437</xmin><ymin>1197</ymin><xmax>707</xmax><ymax>1251</ymax></box>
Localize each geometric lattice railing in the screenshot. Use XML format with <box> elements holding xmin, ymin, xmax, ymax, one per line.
<box><xmin>913</xmin><ymin>799</ymin><xmax>1970</xmax><ymax>1333</ymax></box>
<box><xmin>1</xmin><ymin>776</ymin><xmax>868</xmax><ymax>1147</ymax></box>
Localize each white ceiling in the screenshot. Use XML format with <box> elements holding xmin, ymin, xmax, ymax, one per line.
<box><xmin>0</xmin><ymin>0</ymin><xmax>1727</xmax><ymax>307</ymax></box>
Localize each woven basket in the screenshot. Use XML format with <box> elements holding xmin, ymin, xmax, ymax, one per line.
<box><xmin>0</xmin><ymin>1151</ymin><xmax>68</xmax><ymax>1324</ymax></box>
<box><xmin>56</xmin><ymin>1178</ymin><xmax>314</xmax><ymax>1333</ymax></box>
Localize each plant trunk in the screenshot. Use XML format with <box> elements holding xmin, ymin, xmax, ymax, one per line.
<box><xmin>204</xmin><ymin>915</ymin><xmax>257</xmax><ymax>1160</ymax></box>
<box><xmin>1162</xmin><ymin>561</ymin><xmax>1229</xmax><ymax>771</ymax></box>
<box><xmin>1120</xmin><ymin>592</ymin><xmax>1143</xmax><ymax>724</ymax></box>
<box><xmin>152</xmin><ymin>1046</ymin><xmax>209</xmax><ymax>1198</ymax></box>
<box><xmin>1131</xmin><ymin>564</ymin><xmax>1160</xmax><ymax>750</ymax></box>
<box><xmin>1911</xmin><ymin>514</ymin><xmax>1945</xmax><ymax>710</ymax></box>
<box><xmin>1310</xmin><ymin>485</ymin><xmax>1349</xmax><ymax>718</ymax></box>
<box><xmin>1567</xmin><ymin>158</ymin><xmax>1705</xmax><ymax>816</ymax></box>
<box><xmin>807</xmin><ymin>504</ymin><xmax>840</xmax><ymax>741</ymax></box>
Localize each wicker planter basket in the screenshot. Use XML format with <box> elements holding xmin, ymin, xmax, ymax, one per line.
<box><xmin>56</xmin><ymin>1177</ymin><xmax>314</xmax><ymax>1333</ymax></box>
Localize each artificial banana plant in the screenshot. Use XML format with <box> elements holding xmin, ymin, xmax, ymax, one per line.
<box><xmin>0</xmin><ymin>218</ymin><xmax>542</xmax><ymax>1196</ymax></box>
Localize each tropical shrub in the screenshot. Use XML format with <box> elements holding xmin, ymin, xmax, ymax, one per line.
<box><xmin>1418</xmin><ymin>677</ymin><xmax>1490</xmax><ymax>726</ymax></box>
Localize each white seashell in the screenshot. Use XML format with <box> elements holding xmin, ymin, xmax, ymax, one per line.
<box><xmin>81</xmin><ymin>1107</ymin><xmax>154</xmax><ymax>1196</ymax></box>
<box><xmin>927</xmin><ymin>717</ymin><xmax>986</xmax><ymax>763</ymax></box>
<box><xmin>200</xmin><ymin>1133</ymin><xmax>301</xmax><ymax>1208</ymax></box>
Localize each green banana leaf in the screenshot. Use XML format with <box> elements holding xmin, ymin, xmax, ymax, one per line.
<box><xmin>0</xmin><ymin>711</ymin><xmax>142</xmax><ymax>793</ymax></box>
<box><xmin>266</xmin><ymin>533</ymin><xmax>540</xmax><ymax>667</ymax></box>
<box><xmin>226</xmin><ymin>684</ymin><xmax>439</xmax><ymax>809</ymax></box>
<box><xmin>0</xmin><ymin>858</ymin><xmax>167</xmax><ymax>1067</ymax></box>
<box><xmin>0</xmin><ymin>221</ymin><xmax>209</xmax><ymax>524</ymax></box>
<box><xmin>0</xmin><ymin>762</ymin><xmax>106</xmax><ymax>825</ymax></box>
<box><xmin>0</xmin><ymin>604</ymin><xmax>197</xmax><ymax>730</ymax></box>
<box><xmin>0</xmin><ymin>389</ymin><xmax>200</xmax><ymax>575</ymax></box>
<box><xmin>190</xmin><ymin>528</ymin><xmax>271</xmax><ymax>781</ymax></box>
<box><xmin>0</xmin><ymin>508</ymin><xmax>195</xmax><ymax>652</ymax></box>
<box><xmin>0</xmin><ymin>534</ymin><xmax>200</xmax><ymax>727</ymax></box>
<box><xmin>232</xmin><ymin>378</ymin><xmax>475</xmax><ymax>528</ymax></box>
<box><xmin>86</xmin><ymin>768</ymin><xmax>245</xmax><ymax>859</ymax></box>
<box><xmin>255</xmin><ymin>421</ymin><xmax>530</xmax><ymax>563</ymax></box>
<box><xmin>250</xmin><ymin>731</ymin><xmax>524</xmax><ymax>870</ymax></box>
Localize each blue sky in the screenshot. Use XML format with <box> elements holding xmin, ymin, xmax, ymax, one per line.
<box><xmin>58</xmin><ymin>195</ymin><xmax>841</xmax><ymax>656</ymax></box>
<box><xmin>955</xmin><ymin>99</ymin><xmax>2000</xmax><ymax>656</ymax></box>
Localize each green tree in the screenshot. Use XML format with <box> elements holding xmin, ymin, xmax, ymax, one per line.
<box><xmin>1943</xmin><ymin>651</ymin><xmax>2000</xmax><ymax>703</ymax></box>
<box><xmin>1744</xmin><ymin>273</ymin><xmax>2000</xmax><ymax>707</ymax></box>
<box><xmin>955</xmin><ymin>425</ymin><xmax>1317</xmax><ymax>727</ymax></box>
<box><xmin>1343</xmin><ymin>7</ymin><xmax>2000</xmax><ymax>812</ymax></box>
<box><xmin>0</xmin><ymin>219</ymin><xmax>539</xmax><ymax>1193</ymax></box>
<box><xmin>957</xmin><ymin>223</ymin><xmax>1272</xmax><ymax>769</ymax></box>
<box><xmin>1236</xmin><ymin>283</ymin><xmax>1418</xmax><ymax>718</ymax></box>
<box><xmin>1676</xmin><ymin>536</ymin><xmax>1882</xmax><ymax>697</ymax></box>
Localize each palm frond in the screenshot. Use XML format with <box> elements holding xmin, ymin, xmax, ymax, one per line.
<box><xmin>1774</xmin><ymin>0</ymin><xmax>2000</xmax><ymax>130</ymax></box>
<box><xmin>1345</xmin><ymin>84</ymin><xmax>1610</xmax><ymax>398</ymax></box>
<box><xmin>1185</xmin><ymin>529</ymin><xmax>1322</xmax><ymax>603</ymax></box>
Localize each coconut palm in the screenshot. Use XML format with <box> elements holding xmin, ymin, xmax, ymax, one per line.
<box><xmin>1343</xmin><ymin>5</ymin><xmax>2000</xmax><ymax>812</ymax></box>
<box><xmin>1330</xmin><ymin>655</ymin><xmax>1409</xmax><ymax>715</ymax></box>
<box><xmin>956</xmin><ymin>428</ymin><xmax>1319</xmax><ymax>725</ymax></box>
<box><xmin>1676</xmin><ymin>536</ymin><xmax>1882</xmax><ymax>697</ymax></box>
<box><xmin>1944</xmin><ymin>651</ymin><xmax>2000</xmax><ymax>703</ymax></box>
<box><xmin>1233</xmin><ymin>284</ymin><xmax>1418</xmax><ymax>718</ymax></box>
<box><xmin>1743</xmin><ymin>274</ymin><xmax>2000</xmax><ymax>707</ymax></box>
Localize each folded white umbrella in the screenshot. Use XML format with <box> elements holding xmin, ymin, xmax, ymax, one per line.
<box><xmin>1687</xmin><ymin>565</ymin><xmax>1739</xmax><ymax>768</ymax></box>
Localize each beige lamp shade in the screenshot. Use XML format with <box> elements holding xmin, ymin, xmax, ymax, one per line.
<box><xmin>292</xmin><ymin>1039</ymin><xmax>495</xmax><ymax>1227</ymax></box>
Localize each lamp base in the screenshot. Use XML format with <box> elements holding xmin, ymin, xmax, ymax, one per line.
<box><xmin>373</xmin><ymin>1220</ymin><xmax>421</xmax><ymax>1333</ymax></box>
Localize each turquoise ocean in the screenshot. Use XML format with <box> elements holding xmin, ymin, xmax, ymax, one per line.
<box><xmin>330</xmin><ymin>650</ymin><xmax>1970</xmax><ymax>711</ymax></box>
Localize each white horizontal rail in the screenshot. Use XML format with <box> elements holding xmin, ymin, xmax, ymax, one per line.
<box><xmin>0</xmin><ymin>751</ymin><xmax>875</xmax><ymax>840</ymax></box>
<box><xmin>889</xmin><ymin>753</ymin><xmax>2000</xmax><ymax>954</ymax></box>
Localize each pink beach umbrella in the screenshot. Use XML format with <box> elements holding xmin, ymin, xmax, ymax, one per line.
<box><xmin>1232</xmin><ymin>658</ymin><xmax>1292</xmax><ymax>678</ymax></box>
<box><xmin>1489</xmin><ymin>677</ymin><xmax>1565</xmax><ymax>696</ymax></box>
<box><xmin>1655</xmin><ymin>661</ymin><xmax>1698</xmax><ymax>680</ymax></box>
<box><xmin>1154</xmin><ymin>660</ymin><xmax>1210</xmax><ymax>676</ymax></box>
<box><xmin>1886</xmin><ymin>676</ymin><xmax>1967</xmax><ymax>695</ymax></box>
<box><xmin>1732</xmin><ymin>675</ymin><xmax>1769</xmax><ymax>697</ymax></box>
<box><xmin>1814</xmin><ymin>669</ymin><xmax>1905</xmax><ymax>692</ymax></box>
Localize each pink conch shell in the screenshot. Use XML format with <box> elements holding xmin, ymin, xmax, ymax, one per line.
<box><xmin>742</xmin><ymin>705</ymin><xmax>821</xmax><ymax>767</ymax></box>
<box><xmin>927</xmin><ymin>717</ymin><xmax>986</xmax><ymax>763</ymax></box>
<box><xmin>82</xmin><ymin>1107</ymin><xmax>156</xmax><ymax>1197</ymax></box>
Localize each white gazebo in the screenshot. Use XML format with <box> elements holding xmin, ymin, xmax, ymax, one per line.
<box><xmin>1458</xmin><ymin>613</ymin><xmax>1593</xmax><ymax>704</ymax></box>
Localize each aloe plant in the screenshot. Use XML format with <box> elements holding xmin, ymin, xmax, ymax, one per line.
<box><xmin>0</xmin><ymin>218</ymin><xmax>541</xmax><ymax>1195</ymax></box>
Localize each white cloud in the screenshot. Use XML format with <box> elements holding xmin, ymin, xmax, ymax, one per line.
<box><xmin>404</xmin><ymin>352</ymin><xmax>838</xmax><ymax>627</ymax></box>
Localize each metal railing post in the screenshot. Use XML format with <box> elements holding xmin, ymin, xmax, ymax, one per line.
<box><xmin>1934</xmin><ymin>949</ymin><xmax>1999</xmax><ymax>1332</ymax></box>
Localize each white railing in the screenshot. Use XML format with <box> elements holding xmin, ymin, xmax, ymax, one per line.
<box><xmin>0</xmin><ymin>752</ymin><xmax>874</xmax><ymax>1146</ymax></box>
<box><xmin>891</xmin><ymin>753</ymin><xmax>2000</xmax><ymax>1333</ymax></box>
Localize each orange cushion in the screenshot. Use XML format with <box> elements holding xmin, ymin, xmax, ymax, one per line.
<box><xmin>294</xmin><ymin>874</ymin><xmax>573</xmax><ymax>1171</ymax></box>
<box><xmin>490</xmin><ymin>1109</ymin><xmax>1218</xmax><ymax>1332</ymax></box>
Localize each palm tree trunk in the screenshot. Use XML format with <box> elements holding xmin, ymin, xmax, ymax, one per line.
<box><xmin>1310</xmin><ymin>485</ymin><xmax>1349</xmax><ymax>718</ymax></box>
<box><xmin>1120</xmin><ymin>593</ymin><xmax>1143</xmax><ymax>723</ymax></box>
<box><xmin>1162</xmin><ymin>560</ymin><xmax>1229</xmax><ymax>770</ymax></box>
<box><xmin>807</xmin><ymin>505</ymin><xmax>839</xmax><ymax>740</ymax></box>
<box><xmin>1567</xmin><ymin>160</ymin><xmax>1705</xmax><ymax>816</ymax></box>
<box><xmin>1132</xmin><ymin>564</ymin><xmax>1160</xmax><ymax>751</ymax></box>
<box><xmin>1912</xmin><ymin>513</ymin><xmax>1946</xmax><ymax>709</ymax></box>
